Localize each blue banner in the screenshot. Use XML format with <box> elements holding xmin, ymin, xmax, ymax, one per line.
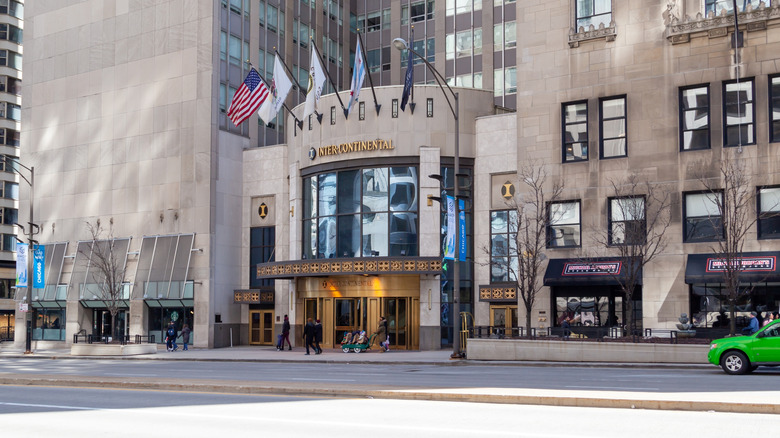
<box><xmin>443</xmin><ymin>196</ymin><xmax>456</xmax><ymax>260</ymax></box>
<box><xmin>16</xmin><ymin>242</ymin><xmax>27</xmax><ymax>288</ymax></box>
<box><xmin>458</xmin><ymin>199</ymin><xmax>467</xmax><ymax>262</ymax></box>
<box><xmin>33</xmin><ymin>245</ymin><xmax>45</xmax><ymax>289</ymax></box>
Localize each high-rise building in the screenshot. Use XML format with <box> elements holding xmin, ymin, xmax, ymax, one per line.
<box><xmin>0</xmin><ymin>0</ymin><xmax>22</xmax><ymax>344</ymax></box>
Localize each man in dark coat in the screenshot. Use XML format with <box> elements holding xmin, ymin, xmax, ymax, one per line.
<box><xmin>166</xmin><ymin>321</ymin><xmax>178</xmax><ymax>352</ymax></box>
<box><xmin>303</xmin><ymin>318</ymin><xmax>316</xmax><ymax>355</ymax></box>
<box><xmin>314</xmin><ymin>319</ymin><xmax>323</xmax><ymax>354</ymax></box>
<box><xmin>280</xmin><ymin>314</ymin><xmax>292</xmax><ymax>350</ymax></box>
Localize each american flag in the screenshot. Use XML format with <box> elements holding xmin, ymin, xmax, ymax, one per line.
<box><xmin>227</xmin><ymin>69</ymin><xmax>269</xmax><ymax>126</ymax></box>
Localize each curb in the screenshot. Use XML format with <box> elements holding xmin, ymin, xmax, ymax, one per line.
<box><xmin>0</xmin><ymin>374</ymin><xmax>775</xmax><ymax>415</ymax></box>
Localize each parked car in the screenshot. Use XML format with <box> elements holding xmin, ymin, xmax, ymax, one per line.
<box><xmin>708</xmin><ymin>319</ymin><xmax>780</xmax><ymax>374</ymax></box>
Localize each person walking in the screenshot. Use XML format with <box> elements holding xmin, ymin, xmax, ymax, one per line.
<box><xmin>303</xmin><ymin>318</ymin><xmax>316</xmax><ymax>355</ymax></box>
<box><xmin>166</xmin><ymin>321</ymin><xmax>178</xmax><ymax>352</ymax></box>
<box><xmin>280</xmin><ymin>314</ymin><xmax>292</xmax><ymax>350</ymax></box>
<box><xmin>743</xmin><ymin>311</ymin><xmax>760</xmax><ymax>335</ymax></box>
<box><xmin>374</xmin><ymin>316</ymin><xmax>389</xmax><ymax>352</ymax></box>
<box><xmin>181</xmin><ymin>323</ymin><xmax>191</xmax><ymax>351</ymax></box>
<box><xmin>313</xmin><ymin>319</ymin><xmax>323</xmax><ymax>354</ymax></box>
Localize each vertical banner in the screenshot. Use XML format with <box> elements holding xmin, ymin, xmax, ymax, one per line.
<box><xmin>33</xmin><ymin>245</ymin><xmax>45</xmax><ymax>289</ymax></box>
<box><xmin>443</xmin><ymin>195</ymin><xmax>456</xmax><ymax>260</ymax></box>
<box><xmin>459</xmin><ymin>199</ymin><xmax>467</xmax><ymax>262</ymax></box>
<box><xmin>16</xmin><ymin>242</ymin><xmax>28</xmax><ymax>288</ymax></box>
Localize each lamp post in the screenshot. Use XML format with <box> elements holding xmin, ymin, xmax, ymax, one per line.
<box><xmin>393</xmin><ymin>37</ymin><xmax>464</xmax><ymax>359</ymax></box>
<box><xmin>5</xmin><ymin>156</ymin><xmax>36</xmax><ymax>354</ymax></box>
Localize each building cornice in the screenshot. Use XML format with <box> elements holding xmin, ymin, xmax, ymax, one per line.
<box><xmin>665</xmin><ymin>1</ymin><xmax>780</xmax><ymax>44</ymax></box>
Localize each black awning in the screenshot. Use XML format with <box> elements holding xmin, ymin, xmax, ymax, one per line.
<box><xmin>685</xmin><ymin>252</ymin><xmax>780</xmax><ymax>284</ymax></box>
<box><xmin>543</xmin><ymin>258</ymin><xmax>642</xmax><ymax>287</ymax></box>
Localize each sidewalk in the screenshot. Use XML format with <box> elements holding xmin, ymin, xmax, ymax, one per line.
<box><xmin>1</xmin><ymin>344</ymin><xmax>777</xmax><ymax>414</ymax></box>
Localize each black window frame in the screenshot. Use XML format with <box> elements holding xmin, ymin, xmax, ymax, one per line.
<box><xmin>683</xmin><ymin>191</ymin><xmax>724</xmax><ymax>243</ymax></box>
<box><xmin>562</xmin><ymin>100</ymin><xmax>589</xmax><ymax>163</ymax></box>
<box><xmin>679</xmin><ymin>83</ymin><xmax>711</xmax><ymax>151</ymax></box>
<box><xmin>547</xmin><ymin>200</ymin><xmax>582</xmax><ymax>248</ymax></box>
<box><xmin>757</xmin><ymin>185</ymin><xmax>780</xmax><ymax>240</ymax></box>
<box><xmin>250</xmin><ymin>226</ymin><xmax>275</xmax><ymax>288</ymax></box>
<box><xmin>599</xmin><ymin>95</ymin><xmax>627</xmax><ymax>159</ymax></box>
<box><xmin>722</xmin><ymin>77</ymin><xmax>756</xmax><ymax>147</ymax></box>
<box><xmin>770</xmin><ymin>74</ymin><xmax>780</xmax><ymax>144</ymax></box>
<box><xmin>489</xmin><ymin>209</ymin><xmax>518</xmax><ymax>283</ymax></box>
<box><xmin>608</xmin><ymin>196</ymin><xmax>646</xmax><ymax>246</ymax></box>
<box><xmin>575</xmin><ymin>0</ymin><xmax>612</xmax><ymax>31</ymax></box>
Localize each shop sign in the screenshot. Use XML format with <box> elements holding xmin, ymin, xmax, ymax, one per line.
<box><xmin>314</xmin><ymin>139</ymin><xmax>394</xmax><ymax>159</ymax></box>
<box><xmin>563</xmin><ymin>262</ymin><xmax>621</xmax><ymax>276</ymax></box>
<box><xmin>706</xmin><ymin>256</ymin><xmax>776</xmax><ymax>273</ymax></box>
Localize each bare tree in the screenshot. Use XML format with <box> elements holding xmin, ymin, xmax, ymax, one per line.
<box><xmin>591</xmin><ymin>173</ymin><xmax>673</xmax><ymax>336</ymax></box>
<box><xmin>79</xmin><ymin>220</ymin><xmax>129</xmax><ymax>341</ymax></box>
<box><xmin>483</xmin><ymin>163</ymin><xmax>564</xmax><ymax>337</ymax></box>
<box><xmin>695</xmin><ymin>156</ymin><xmax>760</xmax><ymax>336</ymax></box>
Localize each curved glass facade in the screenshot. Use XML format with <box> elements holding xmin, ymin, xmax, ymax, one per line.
<box><xmin>302</xmin><ymin>166</ymin><xmax>419</xmax><ymax>259</ymax></box>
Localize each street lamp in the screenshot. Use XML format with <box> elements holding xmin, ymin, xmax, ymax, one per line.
<box><xmin>5</xmin><ymin>156</ymin><xmax>37</xmax><ymax>354</ymax></box>
<box><xmin>393</xmin><ymin>37</ymin><xmax>464</xmax><ymax>359</ymax></box>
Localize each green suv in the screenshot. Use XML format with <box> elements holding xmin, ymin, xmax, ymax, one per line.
<box><xmin>708</xmin><ymin>320</ymin><xmax>780</xmax><ymax>374</ymax></box>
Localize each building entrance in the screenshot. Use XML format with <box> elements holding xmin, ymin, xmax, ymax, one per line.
<box><xmin>91</xmin><ymin>309</ymin><xmax>127</xmax><ymax>341</ymax></box>
<box><xmin>489</xmin><ymin>305</ymin><xmax>517</xmax><ymax>337</ymax></box>
<box><xmin>249</xmin><ymin>310</ymin><xmax>274</xmax><ymax>345</ymax></box>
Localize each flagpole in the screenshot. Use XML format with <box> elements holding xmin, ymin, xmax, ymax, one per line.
<box><xmin>357</xmin><ymin>31</ymin><xmax>381</xmax><ymax>116</ymax></box>
<box><xmin>312</xmin><ymin>41</ymin><xmax>347</xmax><ymax>115</ymax></box>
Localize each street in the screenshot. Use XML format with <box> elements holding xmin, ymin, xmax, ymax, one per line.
<box><xmin>1</xmin><ymin>357</ymin><xmax>779</xmax><ymax>393</ymax></box>
<box><xmin>1</xmin><ymin>385</ymin><xmax>778</xmax><ymax>437</ymax></box>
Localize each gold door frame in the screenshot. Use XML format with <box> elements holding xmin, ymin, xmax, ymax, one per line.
<box><xmin>249</xmin><ymin>310</ymin><xmax>275</xmax><ymax>345</ymax></box>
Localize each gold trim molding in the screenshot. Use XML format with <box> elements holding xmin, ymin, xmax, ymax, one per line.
<box><xmin>257</xmin><ymin>257</ymin><xmax>442</xmax><ymax>279</ymax></box>
<box><xmin>479</xmin><ymin>284</ymin><xmax>517</xmax><ymax>302</ymax></box>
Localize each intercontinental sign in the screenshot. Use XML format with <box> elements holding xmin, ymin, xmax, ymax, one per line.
<box><xmin>310</xmin><ymin>139</ymin><xmax>394</xmax><ymax>160</ymax></box>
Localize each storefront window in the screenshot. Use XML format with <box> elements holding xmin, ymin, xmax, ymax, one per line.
<box><xmin>32</xmin><ymin>308</ymin><xmax>65</xmax><ymax>341</ymax></box>
<box><xmin>690</xmin><ymin>283</ymin><xmax>778</xmax><ymax>329</ymax></box>
<box><xmin>302</xmin><ymin>166</ymin><xmax>419</xmax><ymax>259</ymax></box>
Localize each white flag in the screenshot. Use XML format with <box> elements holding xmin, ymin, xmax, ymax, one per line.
<box><xmin>258</xmin><ymin>54</ymin><xmax>293</xmax><ymax>124</ymax></box>
<box><xmin>303</xmin><ymin>48</ymin><xmax>326</xmax><ymax>118</ymax></box>
<box><xmin>346</xmin><ymin>39</ymin><xmax>366</xmax><ymax>116</ymax></box>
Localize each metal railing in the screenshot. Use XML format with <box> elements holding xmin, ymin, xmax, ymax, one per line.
<box><xmin>72</xmin><ymin>333</ymin><xmax>156</xmax><ymax>345</ymax></box>
<box><xmin>469</xmin><ymin>325</ymin><xmax>728</xmax><ymax>344</ymax></box>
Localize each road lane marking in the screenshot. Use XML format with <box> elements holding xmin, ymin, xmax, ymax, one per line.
<box><xmin>289</xmin><ymin>378</ymin><xmax>355</xmax><ymax>382</ymax></box>
<box><xmin>0</xmin><ymin>402</ymin><xmax>99</xmax><ymax>410</ymax></box>
<box><xmin>565</xmin><ymin>385</ymin><xmax>660</xmax><ymax>390</ymax></box>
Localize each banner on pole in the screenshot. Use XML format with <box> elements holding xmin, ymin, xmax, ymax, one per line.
<box><xmin>16</xmin><ymin>242</ymin><xmax>27</xmax><ymax>288</ymax></box>
<box><xmin>33</xmin><ymin>245</ymin><xmax>45</xmax><ymax>289</ymax></box>
<box><xmin>459</xmin><ymin>199</ymin><xmax>467</xmax><ymax>262</ymax></box>
<box><xmin>443</xmin><ymin>196</ymin><xmax>456</xmax><ymax>260</ymax></box>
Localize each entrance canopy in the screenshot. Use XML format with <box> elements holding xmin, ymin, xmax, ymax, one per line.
<box><xmin>543</xmin><ymin>258</ymin><xmax>642</xmax><ymax>287</ymax></box>
<box><xmin>685</xmin><ymin>252</ymin><xmax>780</xmax><ymax>284</ymax></box>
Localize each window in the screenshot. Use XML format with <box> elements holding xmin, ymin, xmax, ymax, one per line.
<box><xmin>490</xmin><ymin>210</ymin><xmax>518</xmax><ymax>282</ymax></box>
<box><xmin>504</xmin><ymin>67</ymin><xmax>516</xmax><ymax>94</ymax></box>
<box><xmin>562</xmin><ymin>101</ymin><xmax>588</xmax><ymax>162</ymax></box>
<box><xmin>679</xmin><ymin>84</ymin><xmax>710</xmax><ymax>150</ymax></box>
<box><xmin>548</xmin><ymin>201</ymin><xmax>581</xmax><ymax>248</ymax></box>
<box><xmin>1</xmin><ymin>207</ymin><xmax>17</xmax><ymax>225</ymax></box>
<box><xmin>770</xmin><ymin>75</ymin><xmax>780</xmax><ymax>143</ymax></box>
<box><xmin>684</xmin><ymin>192</ymin><xmax>723</xmax><ymax>242</ymax></box>
<box><xmin>2</xmin><ymin>181</ymin><xmax>18</xmax><ymax>200</ymax></box>
<box><xmin>705</xmin><ymin>0</ymin><xmax>760</xmax><ymax>15</ymax></box>
<box><xmin>0</xmin><ymin>1</ymin><xmax>24</xmax><ymax>19</ymax></box>
<box><xmin>723</xmin><ymin>78</ymin><xmax>755</xmax><ymax>147</ymax></box>
<box><xmin>609</xmin><ymin>197</ymin><xmax>645</xmax><ymax>245</ymax></box>
<box><xmin>0</xmin><ymin>102</ymin><xmax>20</xmax><ymax>121</ymax></box>
<box><xmin>1</xmin><ymin>234</ymin><xmax>14</xmax><ymax>251</ymax></box>
<box><xmin>219</xmin><ymin>83</ymin><xmax>226</xmax><ymax>114</ymax></box>
<box><xmin>402</xmin><ymin>1</ymin><xmax>434</xmax><ymax>24</ymax></box>
<box><xmin>0</xmin><ymin>75</ymin><xmax>21</xmax><ymax>95</ymax></box>
<box><xmin>576</xmin><ymin>0</ymin><xmax>612</xmax><ymax>30</ymax></box>
<box><xmin>228</xmin><ymin>35</ymin><xmax>242</xmax><ymax>66</ymax></box>
<box><xmin>600</xmin><ymin>96</ymin><xmax>627</xmax><ymax>158</ymax></box>
<box><xmin>0</xmin><ymin>128</ymin><xmax>19</xmax><ymax>146</ymax></box>
<box><xmin>0</xmin><ymin>23</ymin><xmax>22</xmax><ymax>44</ymax></box>
<box><xmin>366</xmin><ymin>11</ymin><xmax>381</xmax><ymax>32</ymax></box>
<box><xmin>258</xmin><ymin>1</ymin><xmax>265</xmax><ymax>27</ymax></box>
<box><xmin>220</xmin><ymin>31</ymin><xmax>227</xmax><ymax>61</ymax></box>
<box><xmin>0</xmin><ymin>49</ymin><xmax>22</xmax><ymax>70</ymax></box>
<box><xmin>366</xmin><ymin>49</ymin><xmax>381</xmax><ymax>73</ymax></box>
<box><xmin>493</xmin><ymin>21</ymin><xmax>516</xmax><ymax>51</ymax></box>
<box><xmin>267</xmin><ymin>5</ymin><xmax>278</xmax><ymax>33</ymax></box>
<box><xmin>250</xmin><ymin>227</ymin><xmax>275</xmax><ymax>288</ymax></box>
<box><xmin>758</xmin><ymin>187</ymin><xmax>780</xmax><ymax>239</ymax></box>
<box><xmin>299</xmin><ymin>23</ymin><xmax>310</xmax><ymax>48</ymax></box>
<box><xmin>302</xmin><ymin>167</ymin><xmax>420</xmax><ymax>259</ymax></box>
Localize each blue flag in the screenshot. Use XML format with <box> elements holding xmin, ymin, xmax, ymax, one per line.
<box><xmin>400</xmin><ymin>48</ymin><xmax>413</xmax><ymax>111</ymax></box>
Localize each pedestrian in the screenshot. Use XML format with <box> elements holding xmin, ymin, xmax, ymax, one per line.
<box><xmin>561</xmin><ymin>317</ymin><xmax>571</xmax><ymax>338</ymax></box>
<box><xmin>280</xmin><ymin>314</ymin><xmax>292</xmax><ymax>351</ymax></box>
<box><xmin>166</xmin><ymin>321</ymin><xmax>178</xmax><ymax>352</ymax></box>
<box><xmin>314</xmin><ymin>319</ymin><xmax>323</xmax><ymax>354</ymax></box>
<box><xmin>181</xmin><ymin>324</ymin><xmax>191</xmax><ymax>351</ymax></box>
<box><xmin>303</xmin><ymin>318</ymin><xmax>316</xmax><ymax>355</ymax></box>
<box><xmin>373</xmin><ymin>316</ymin><xmax>389</xmax><ymax>352</ymax></box>
<box><xmin>742</xmin><ymin>311</ymin><xmax>759</xmax><ymax>335</ymax></box>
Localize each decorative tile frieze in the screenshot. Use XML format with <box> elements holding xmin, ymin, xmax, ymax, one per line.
<box><xmin>256</xmin><ymin>257</ymin><xmax>443</xmax><ymax>279</ymax></box>
<box><xmin>233</xmin><ymin>289</ymin><xmax>275</xmax><ymax>304</ymax></box>
<box><xmin>478</xmin><ymin>284</ymin><xmax>518</xmax><ymax>303</ymax></box>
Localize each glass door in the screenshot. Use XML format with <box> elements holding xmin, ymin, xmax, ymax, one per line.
<box><xmin>385</xmin><ymin>298</ymin><xmax>408</xmax><ymax>350</ymax></box>
<box><xmin>334</xmin><ymin>298</ymin><xmax>359</xmax><ymax>342</ymax></box>
<box><xmin>489</xmin><ymin>305</ymin><xmax>517</xmax><ymax>337</ymax></box>
<box><xmin>249</xmin><ymin>310</ymin><xmax>275</xmax><ymax>345</ymax></box>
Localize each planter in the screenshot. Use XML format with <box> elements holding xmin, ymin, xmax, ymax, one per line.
<box><xmin>70</xmin><ymin>343</ymin><xmax>157</xmax><ymax>356</ymax></box>
<box><xmin>466</xmin><ymin>338</ymin><xmax>708</xmax><ymax>364</ymax></box>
